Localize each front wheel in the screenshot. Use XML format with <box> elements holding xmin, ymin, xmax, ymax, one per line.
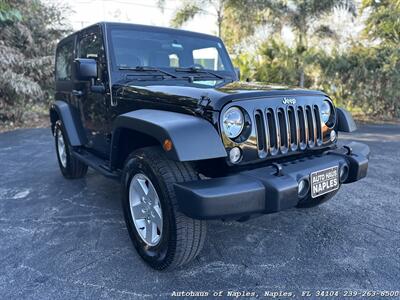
<box><xmin>121</xmin><ymin>147</ymin><xmax>207</xmax><ymax>270</ymax></box>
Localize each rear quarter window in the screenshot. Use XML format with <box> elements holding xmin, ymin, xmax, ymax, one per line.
<box><xmin>56</xmin><ymin>40</ymin><xmax>74</xmax><ymax>81</ymax></box>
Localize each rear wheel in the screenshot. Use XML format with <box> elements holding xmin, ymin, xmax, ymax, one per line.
<box><xmin>54</xmin><ymin>121</ymin><xmax>88</xmax><ymax>179</ymax></box>
<box><xmin>121</xmin><ymin>147</ymin><xmax>207</xmax><ymax>270</ymax></box>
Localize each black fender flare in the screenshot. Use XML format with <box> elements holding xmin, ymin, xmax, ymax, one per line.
<box><xmin>111</xmin><ymin>109</ymin><xmax>227</xmax><ymax>164</ymax></box>
<box><xmin>336</xmin><ymin>107</ymin><xmax>357</xmax><ymax>132</ymax></box>
<box><xmin>49</xmin><ymin>101</ymin><xmax>87</xmax><ymax>146</ymax></box>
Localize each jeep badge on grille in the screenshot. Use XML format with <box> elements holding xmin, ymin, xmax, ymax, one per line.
<box><xmin>282</xmin><ymin>97</ymin><xmax>296</xmax><ymax>105</ymax></box>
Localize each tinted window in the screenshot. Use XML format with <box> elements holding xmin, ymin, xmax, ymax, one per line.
<box><xmin>109</xmin><ymin>28</ymin><xmax>232</xmax><ymax>72</ymax></box>
<box><xmin>56</xmin><ymin>40</ymin><xmax>74</xmax><ymax>81</ymax></box>
<box><xmin>78</xmin><ymin>32</ymin><xmax>106</xmax><ymax>81</ymax></box>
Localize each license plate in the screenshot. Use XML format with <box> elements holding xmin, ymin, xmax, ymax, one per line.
<box><xmin>311</xmin><ymin>166</ymin><xmax>339</xmax><ymax>198</ymax></box>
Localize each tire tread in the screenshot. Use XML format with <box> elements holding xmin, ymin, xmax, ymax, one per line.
<box><xmin>55</xmin><ymin>121</ymin><xmax>88</xmax><ymax>179</ymax></box>
<box><xmin>124</xmin><ymin>147</ymin><xmax>206</xmax><ymax>270</ymax></box>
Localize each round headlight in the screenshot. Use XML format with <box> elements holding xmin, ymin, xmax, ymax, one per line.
<box><xmin>320</xmin><ymin>100</ymin><xmax>332</xmax><ymax>124</ymax></box>
<box><xmin>223</xmin><ymin>107</ymin><xmax>244</xmax><ymax>139</ymax></box>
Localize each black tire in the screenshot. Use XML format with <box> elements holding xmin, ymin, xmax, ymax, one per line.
<box><xmin>296</xmin><ymin>187</ymin><xmax>340</xmax><ymax>208</ymax></box>
<box><xmin>54</xmin><ymin>121</ymin><xmax>88</xmax><ymax>179</ymax></box>
<box><xmin>121</xmin><ymin>146</ymin><xmax>207</xmax><ymax>270</ymax></box>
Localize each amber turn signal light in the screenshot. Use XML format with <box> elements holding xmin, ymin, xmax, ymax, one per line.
<box><xmin>163</xmin><ymin>139</ymin><xmax>173</xmax><ymax>151</ymax></box>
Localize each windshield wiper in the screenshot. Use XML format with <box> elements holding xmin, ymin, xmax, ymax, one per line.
<box><xmin>175</xmin><ymin>66</ymin><xmax>225</xmax><ymax>80</ymax></box>
<box><xmin>118</xmin><ymin>66</ymin><xmax>178</xmax><ymax>78</ymax></box>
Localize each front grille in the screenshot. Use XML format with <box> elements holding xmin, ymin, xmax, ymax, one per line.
<box><xmin>254</xmin><ymin>105</ymin><xmax>323</xmax><ymax>158</ymax></box>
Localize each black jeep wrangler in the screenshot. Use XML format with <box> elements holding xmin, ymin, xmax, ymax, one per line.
<box><xmin>50</xmin><ymin>22</ymin><xmax>369</xmax><ymax>270</ymax></box>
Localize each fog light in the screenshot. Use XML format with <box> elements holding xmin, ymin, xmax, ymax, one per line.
<box><xmin>229</xmin><ymin>147</ymin><xmax>242</xmax><ymax>164</ymax></box>
<box><xmin>339</xmin><ymin>165</ymin><xmax>349</xmax><ymax>182</ymax></box>
<box><xmin>330</xmin><ymin>130</ymin><xmax>336</xmax><ymax>142</ymax></box>
<box><xmin>298</xmin><ymin>179</ymin><xmax>309</xmax><ymax>198</ymax></box>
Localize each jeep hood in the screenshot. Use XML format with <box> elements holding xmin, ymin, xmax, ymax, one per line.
<box><xmin>114</xmin><ymin>81</ymin><xmax>327</xmax><ymax>111</ymax></box>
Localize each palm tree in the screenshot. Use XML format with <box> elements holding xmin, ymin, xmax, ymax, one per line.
<box><xmin>273</xmin><ymin>0</ymin><xmax>356</xmax><ymax>86</ymax></box>
<box><xmin>231</xmin><ymin>0</ymin><xmax>356</xmax><ymax>86</ymax></box>
<box><xmin>163</xmin><ymin>0</ymin><xmax>355</xmax><ymax>86</ymax></box>
<box><xmin>158</xmin><ymin>0</ymin><xmax>280</xmax><ymax>53</ymax></box>
<box><xmin>159</xmin><ymin>0</ymin><xmax>227</xmax><ymax>38</ymax></box>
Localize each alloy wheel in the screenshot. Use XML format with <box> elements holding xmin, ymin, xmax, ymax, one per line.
<box><xmin>129</xmin><ymin>173</ymin><xmax>163</xmax><ymax>246</ymax></box>
<box><xmin>56</xmin><ymin>127</ymin><xmax>67</xmax><ymax>168</ymax></box>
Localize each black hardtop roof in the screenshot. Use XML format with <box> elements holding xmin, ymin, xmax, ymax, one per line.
<box><xmin>58</xmin><ymin>21</ymin><xmax>221</xmax><ymax>45</ymax></box>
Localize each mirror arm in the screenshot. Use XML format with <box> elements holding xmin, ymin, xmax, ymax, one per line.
<box><xmin>234</xmin><ymin>67</ymin><xmax>241</xmax><ymax>81</ymax></box>
<box><xmin>90</xmin><ymin>78</ymin><xmax>106</xmax><ymax>94</ymax></box>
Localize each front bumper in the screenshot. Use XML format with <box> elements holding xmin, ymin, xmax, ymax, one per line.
<box><xmin>174</xmin><ymin>142</ymin><xmax>369</xmax><ymax>220</ymax></box>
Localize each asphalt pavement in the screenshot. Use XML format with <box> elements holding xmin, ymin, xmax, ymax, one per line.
<box><xmin>0</xmin><ymin>123</ymin><xmax>399</xmax><ymax>299</ymax></box>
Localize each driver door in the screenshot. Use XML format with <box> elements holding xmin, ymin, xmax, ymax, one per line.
<box><xmin>75</xmin><ymin>25</ymin><xmax>111</xmax><ymax>157</ymax></box>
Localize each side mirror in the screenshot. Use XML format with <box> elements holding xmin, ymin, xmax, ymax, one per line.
<box><xmin>75</xmin><ymin>58</ymin><xmax>97</xmax><ymax>80</ymax></box>
<box><xmin>234</xmin><ymin>67</ymin><xmax>241</xmax><ymax>81</ymax></box>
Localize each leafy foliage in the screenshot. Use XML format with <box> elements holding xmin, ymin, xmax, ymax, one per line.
<box><xmin>0</xmin><ymin>0</ymin><xmax>21</xmax><ymax>24</ymax></box>
<box><xmin>260</xmin><ymin>0</ymin><xmax>356</xmax><ymax>87</ymax></box>
<box><xmin>318</xmin><ymin>46</ymin><xmax>399</xmax><ymax>117</ymax></box>
<box><xmin>1</xmin><ymin>0</ymin><xmax>399</xmax><ymax>127</ymax></box>
<box><xmin>169</xmin><ymin>0</ymin><xmax>399</xmax><ymax>118</ymax></box>
<box><xmin>362</xmin><ymin>0</ymin><xmax>400</xmax><ymax>46</ymax></box>
<box><xmin>169</xmin><ymin>0</ymin><xmax>283</xmax><ymax>52</ymax></box>
<box><xmin>170</xmin><ymin>1</ymin><xmax>203</xmax><ymax>28</ymax></box>
<box><xmin>171</xmin><ymin>0</ymin><xmax>356</xmax><ymax>87</ymax></box>
<box><xmin>0</xmin><ymin>0</ymin><xmax>71</xmax><ymax>123</ymax></box>
<box><xmin>247</xmin><ymin>16</ymin><xmax>399</xmax><ymax>117</ymax></box>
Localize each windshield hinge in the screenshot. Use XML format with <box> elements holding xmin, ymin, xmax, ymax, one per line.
<box><xmin>195</xmin><ymin>95</ymin><xmax>211</xmax><ymax>115</ymax></box>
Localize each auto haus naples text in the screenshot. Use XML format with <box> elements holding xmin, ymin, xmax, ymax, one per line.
<box><xmin>312</xmin><ymin>168</ymin><xmax>338</xmax><ymax>195</ymax></box>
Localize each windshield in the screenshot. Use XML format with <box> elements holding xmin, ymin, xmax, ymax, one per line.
<box><xmin>108</xmin><ymin>26</ymin><xmax>235</xmax><ymax>84</ymax></box>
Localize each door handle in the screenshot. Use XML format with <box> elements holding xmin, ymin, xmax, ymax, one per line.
<box><xmin>72</xmin><ymin>90</ymin><xmax>83</xmax><ymax>97</ymax></box>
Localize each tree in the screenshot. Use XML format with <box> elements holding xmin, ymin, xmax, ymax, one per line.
<box><xmin>264</xmin><ymin>0</ymin><xmax>356</xmax><ymax>87</ymax></box>
<box><xmin>167</xmin><ymin>0</ymin><xmax>356</xmax><ymax>86</ymax></box>
<box><xmin>317</xmin><ymin>45</ymin><xmax>400</xmax><ymax>118</ymax></box>
<box><xmin>0</xmin><ymin>0</ymin><xmax>21</xmax><ymax>24</ymax></box>
<box><xmin>163</xmin><ymin>0</ymin><xmax>226</xmax><ymax>38</ymax></box>
<box><xmin>221</xmin><ymin>0</ymin><xmax>284</xmax><ymax>53</ymax></box>
<box><xmin>162</xmin><ymin>0</ymin><xmax>279</xmax><ymax>49</ymax></box>
<box><xmin>0</xmin><ymin>0</ymin><xmax>71</xmax><ymax>123</ymax></box>
<box><xmin>362</xmin><ymin>0</ymin><xmax>400</xmax><ymax>46</ymax></box>
<box><xmin>314</xmin><ymin>0</ymin><xmax>400</xmax><ymax>118</ymax></box>
<box><xmin>255</xmin><ymin>37</ymin><xmax>321</xmax><ymax>87</ymax></box>
<box><xmin>164</xmin><ymin>0</ymin><xmax>399</xmax><ymax>117</ymax></box>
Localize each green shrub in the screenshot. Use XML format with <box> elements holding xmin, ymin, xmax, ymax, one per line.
<box><xmin>0</xmin><ymin>0</ymin><xmax>70</xmax><ymax>124</ymax></box>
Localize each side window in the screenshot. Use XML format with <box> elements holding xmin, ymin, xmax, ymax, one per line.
<box><xmin>56</xmin><ymin>40</ymin><xmax>74</xmax><ymax>81</ymax></box>
<box><xmin>193</xmin><ymin>47</ymin><xmax>225</xmax><ymax>71</ymax></box>
<box><xmin>78</xmin><ymin>32</ymin><xmax>106</xmax><ymax>81</ymax></box>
